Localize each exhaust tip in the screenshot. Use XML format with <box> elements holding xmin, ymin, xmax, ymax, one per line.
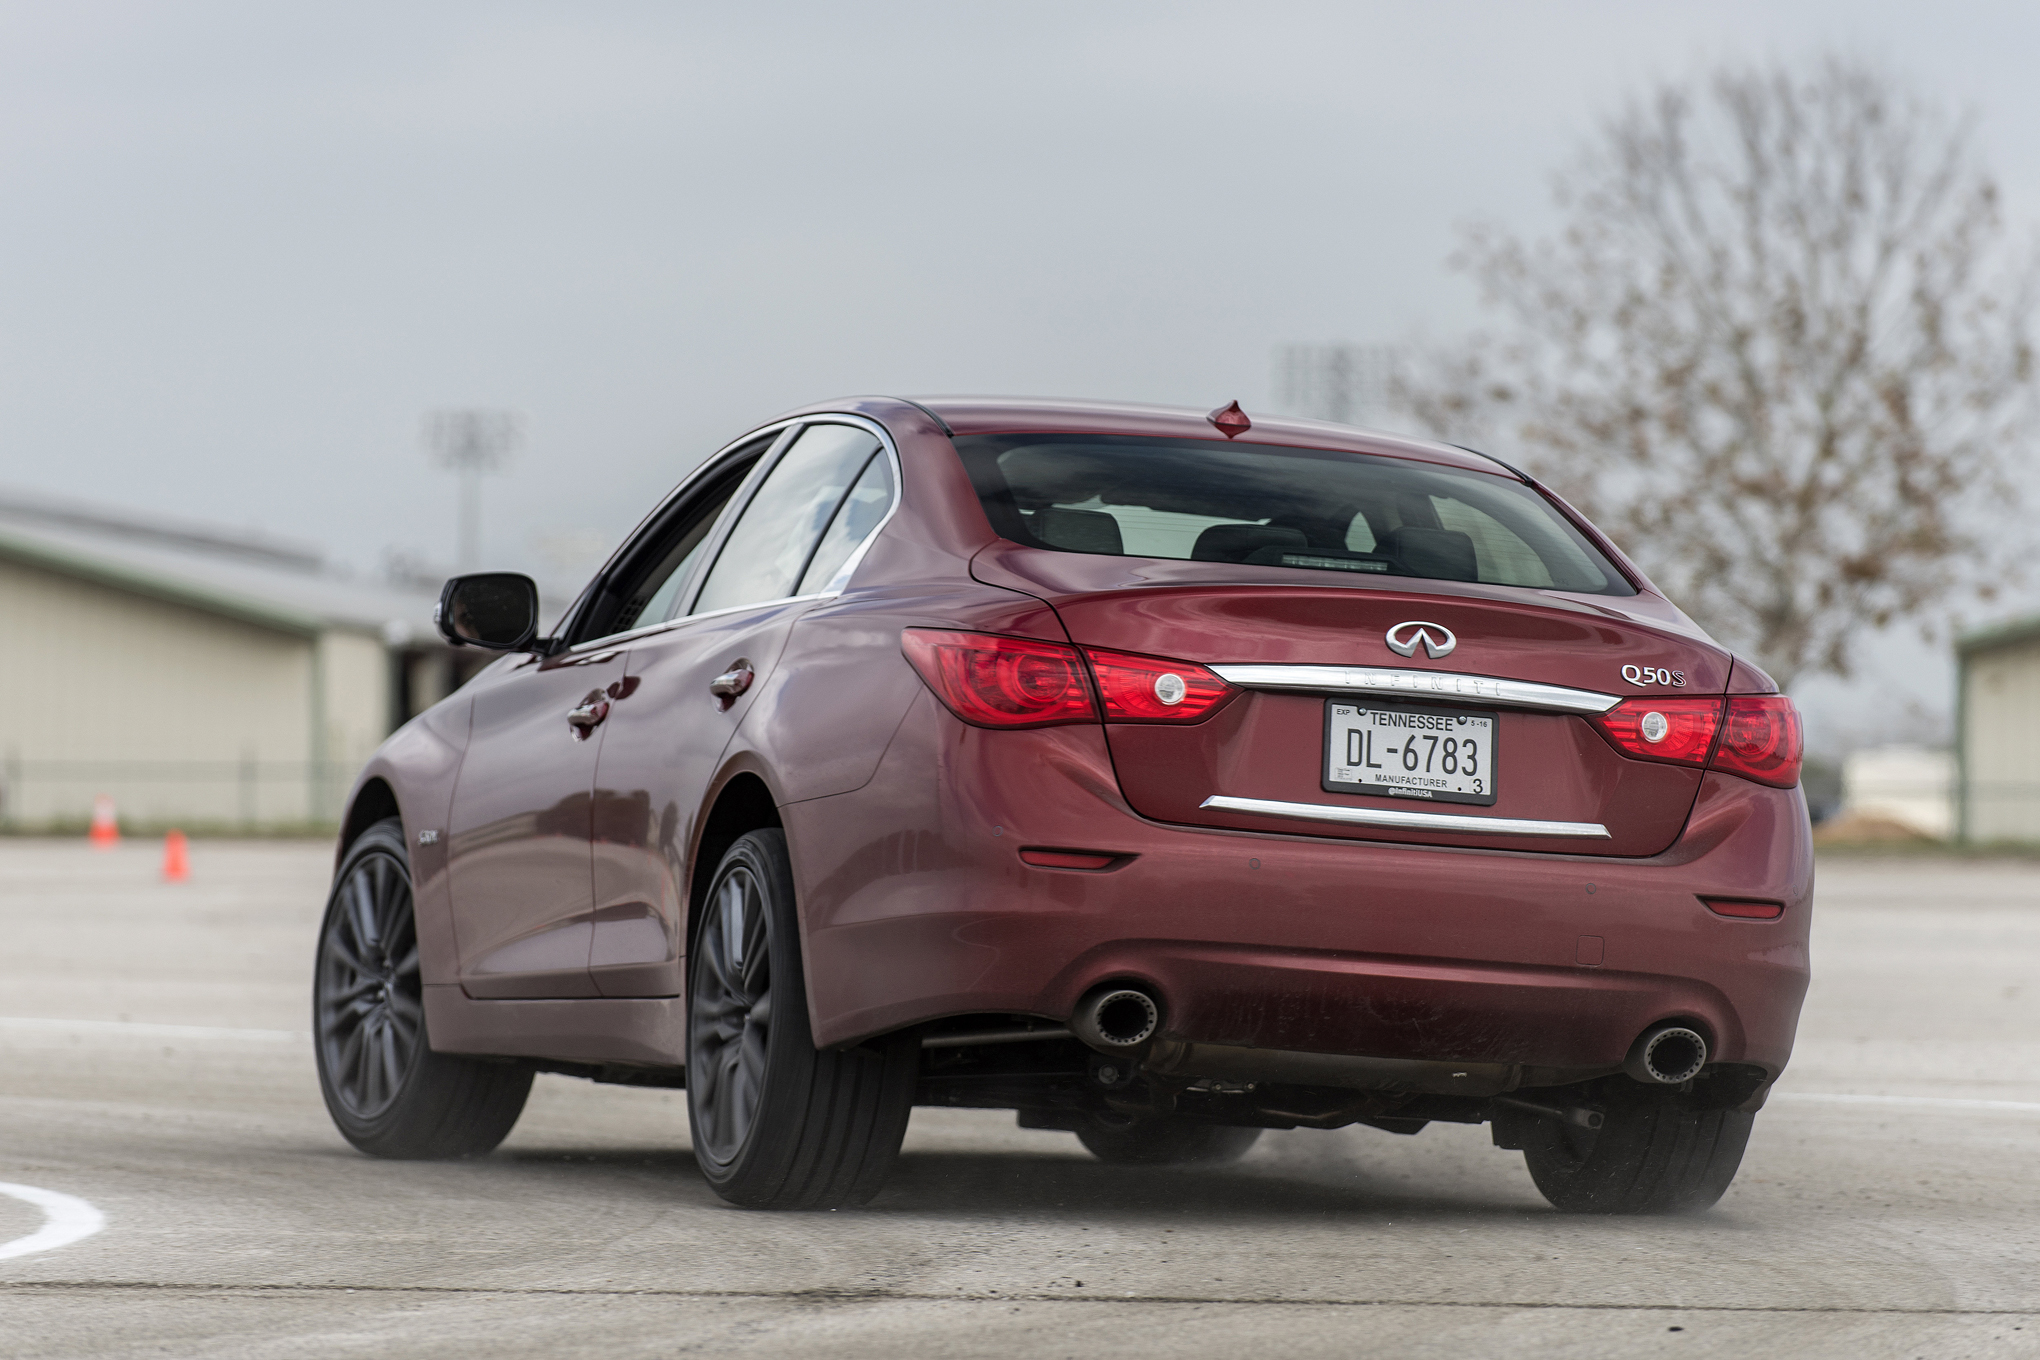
<box><xmin>1625</xmin><ymin>1023</ymin><xmax>1708</xmax><ymax>1085</ymax></box>
<box><xmin>1071</xmin><ymin>986</ymin><xmax>1160</xmax><ymax>1051</ymax></box>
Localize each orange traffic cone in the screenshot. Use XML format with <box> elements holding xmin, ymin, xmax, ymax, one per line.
<box><xmin>89</xmin><ymin>795</ymin><xmax>119</xmax><ymax>849</ymax></box>
<box><xmin>162</xmin><ymin>830</ymin><xmax>190</xmax><ymax>883</ymax></box>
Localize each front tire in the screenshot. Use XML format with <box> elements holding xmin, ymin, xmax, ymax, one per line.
<box><xmin>313</xmin><ymin>817</ymin><xmax>533</xmax><ymax>1159</ymax></box>
<box><xmin>1075</xmin><ymin>1113</ymin><xmax>1263</xmax><ymax>1166</ymax></box>
<box><xmin>1519</xmin><ymin>1085</ymin><xmax>1754</xmax><ymax>1214</ymax></box>
<box><xmin>686</xmin><ymin>829</ymin><xmax>917</xmax><ymax>1209</ymax></box>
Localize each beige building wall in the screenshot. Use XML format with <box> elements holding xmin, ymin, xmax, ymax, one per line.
<box><xmin>0</xmin><ymin>556</ymin><xmax>393</xmax><ymax>828</ymax></box>
<box><xmin>314</xmin><ymin>629</ymin><xmax>393</xmax><ymax>822</ymax></box>
<box><xmin>1962</xmin><ymin>635</ymin><xmax>2040</xmax><ymax>842</ymax></box>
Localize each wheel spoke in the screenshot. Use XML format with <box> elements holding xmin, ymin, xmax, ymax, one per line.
<box><xmin>375</xmin><ymin>1022</ymin><xmax>404</xmax><ymax>1102</ymax></box>
<box><xmin>739</xmin><ymin>888</ymin><xmax>770</xmax><ymax>997</ymax></box>
<box><xmin>346</xmin><ymin>872</ymin><xmax>380</xmax><ymax>955</ymax></box>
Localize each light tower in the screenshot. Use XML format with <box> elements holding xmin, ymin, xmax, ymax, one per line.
<box><xmin>1274</xmin><ymin>344</ymin><xmax>1399</xmax><ymax>426</ymax></box>
<box><xmin>425</xmin><ymin>409</ymin><xmax>521</xmax><ymax>571</ymax></box>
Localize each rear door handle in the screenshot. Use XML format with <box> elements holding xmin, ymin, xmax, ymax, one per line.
<box><xmin>567</xmin><ymin>698</ymin><xmax>611</xmax><ymax>734</ymax></box>
<box><xmin>709</xmin><ymin>661</ymin><xmax>755</xmax><ymax>707</ymax></box>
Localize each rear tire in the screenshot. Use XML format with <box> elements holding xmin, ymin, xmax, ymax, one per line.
<box><xmin>1075</xmin><ymin>1114</ymin><xmax>1262</xmax><ymax>1167</ymax></box>
<box><xmin>686</xmin><ymin>829</ymin><xmax>917</xmax><ymax>1209</ymax></box>
<box><xmin>1520</xmin><ymin>1085</ymin><xmax>1754</xmax><ymax>1214</ymax></box>
<box><xmin>314</xmin><ymin>818</ymin><xmax>533</xmax><ymax>1159</ymax></box>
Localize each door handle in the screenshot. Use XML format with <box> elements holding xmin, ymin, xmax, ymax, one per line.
<box><xmin>709</xmin><ymin>660</ymin><xmax>755</xmax><ymax>708</ymax></box>
<box><xmin>566</xmin><ymin>697</ymin><xmax>611</xmax><ymax>736</ymax></box>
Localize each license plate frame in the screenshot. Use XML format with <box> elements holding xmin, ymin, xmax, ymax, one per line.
<box><xmin>1322</xmin><ymin>701</ymin><xmax>1498</xmax><ymax>806</ymax></box>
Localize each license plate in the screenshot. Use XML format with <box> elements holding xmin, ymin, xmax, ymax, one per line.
<box><xmin>1323</xmin><ymin>702</ymin><xmax>1497</xmax><ymax>806</ymax></box>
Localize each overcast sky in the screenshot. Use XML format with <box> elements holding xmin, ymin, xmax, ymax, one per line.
<box><xmin>3</xmin><ymin>1</ymin><xmax>2032</xmax><ymax>752</ymax></box>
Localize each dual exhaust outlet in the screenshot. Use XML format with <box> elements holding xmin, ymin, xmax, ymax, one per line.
<box><xmin>1071</xmin><ymin>985</ymin><xmax>1709</xmax><ymax>1088</ymax></box>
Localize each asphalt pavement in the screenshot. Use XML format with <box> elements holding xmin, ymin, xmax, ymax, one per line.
<box><xmin>2</xmin><ymin>839</ymin><xmax>2037</xmax><ymax>1359</ymax></box>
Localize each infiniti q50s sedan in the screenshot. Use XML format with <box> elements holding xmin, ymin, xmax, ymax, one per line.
<box><xmin>313</xmin><ymin>395</ymin><xmax>1810</xmax><ymax>1214</ymax></box>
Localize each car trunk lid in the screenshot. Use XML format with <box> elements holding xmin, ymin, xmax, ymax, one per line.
<box><xmin>973</xmin><ymin>544</ymin><xmax>1731</xmax><ymax>856</ymax></box>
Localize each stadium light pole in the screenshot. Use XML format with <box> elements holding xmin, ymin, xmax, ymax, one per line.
<box><xmin>426</xmin><ymin>410</ymin><xmax>521</xmax><ymax>571</ymax></box>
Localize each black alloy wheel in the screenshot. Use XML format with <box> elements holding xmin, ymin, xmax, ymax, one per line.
<box><xmin>317</xmin><ymin>834</ymin><xmax>423</xmax><ymax>1120</ymax></box>
<box><xmin>313</xmin><ymin>817</ymin><xmax>532</xmax><ymax>1158</ymax></box>
<box><xmin>686</xmin><ymin>829</ymin><xmax>917</xmax><ymax>1209</ymax></box>
<box><xmin>690</xmin><ymin>855</ymin><xmax>774</xmax><ymax>1166</ymax></box>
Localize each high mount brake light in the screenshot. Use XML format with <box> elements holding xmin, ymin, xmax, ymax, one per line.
<box><xmin>1083</xmin><ymin>647</ymin><xmax>1237</xmax><ymax>723</ymax></box>
<box><xmin>900</xmin><ymin>630</ymin><xmax>1096</xmax><ymax>728</ymax></box>
<box><xmin>1589</xmin><ymin>697</ymin><xmax>1722</xmax><ymax>766</ymax></box>
<box><xmin>1713</xmin><ymin>695</ymin><xmax>1803</xmax><ymax>788</ymax></box>
<box><xmin>1588</xmin><ymin>694</ymin><xmax>1803</xmax><ymax>787</ymax></box>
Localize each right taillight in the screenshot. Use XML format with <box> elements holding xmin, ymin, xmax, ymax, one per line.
<box><xmin>1588</xmin><ymin>697</ymin><xmax>1723</xmax><ymax>766</ymax></box>
<box><xmin>900</xmin><ymin>629</ymin><xmax>1098</xmax><ymax>728</ymax></box>
<box><xmin>1588</xmin><ymin>693</ymin><xmax>1802</xmax><ymax>788</ymax></box>
<box><xmin>1712</xmin><ymin>695</ymin><xmax>1803</xmax><ymax>788</ymax></box>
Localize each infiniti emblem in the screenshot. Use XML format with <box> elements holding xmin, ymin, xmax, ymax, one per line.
<box><xmin>1385</xmin><ymin>620</ymin><xmax>1457</xmax><ymax>660</ymax></box>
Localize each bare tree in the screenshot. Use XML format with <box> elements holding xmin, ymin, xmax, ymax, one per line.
<box><xmin>1400</xmin><ymin>57</ymin><xmax>2036</xmax><ymax>690</ymax></box>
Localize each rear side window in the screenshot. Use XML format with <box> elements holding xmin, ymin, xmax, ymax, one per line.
<box><xmin>954</xmin><ymin>433</ymin><xmax>1630</xmax><ymax>596</ymax></box>
<box><xmin>692</xmin><ymin>424</ymin><xmax>887</xmax><ymax>614</ymax></box>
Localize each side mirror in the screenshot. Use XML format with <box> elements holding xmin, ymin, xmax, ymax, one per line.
<box><xmin>435</xmin><ymin>573</ymin><xmax>540</xmax><ymax>651</ymax></box>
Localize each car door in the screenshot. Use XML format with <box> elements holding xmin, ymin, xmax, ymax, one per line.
<box><xmin>444</xmin><ymin>644</ymin><xmax>630</xmax><ymax>999</ymax></box>
<box><xmin>442</xmin><ymin>435</ymin><xmax>776</xmax><ymax>1000</ymax></box>
<box><xmin>589</xmin><ymin>419</ymin><xmax>895</xmax><ymax>998</ymax></box>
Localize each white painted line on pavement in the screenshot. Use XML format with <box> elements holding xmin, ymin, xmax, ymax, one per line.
<box><xmin>1774</xmin><ymin>1091</ymin><xmax>2040</xmax><ymax>1113</ymax></box>
<box><xmin>0</xmin><ymin>1016</ymin><xmax>305</xmax><ymax>1043</ymax></box>
<box><xmin>0</xmin><ymin>1183</ymin><xmax>105</xmax><ymax>1261</ymax></box>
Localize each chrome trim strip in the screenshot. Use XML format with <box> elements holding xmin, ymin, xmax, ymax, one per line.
<box><xmin>1199</xmin><ymin>794</ymin><xmax>1611</xmax><ymax>839</ymax></box>
<box><xmin>1209</xmin><ymin>664</ymin><xmax>1621</xmax><ymax>715</ymax></box>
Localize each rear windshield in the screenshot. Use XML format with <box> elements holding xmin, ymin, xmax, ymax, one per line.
<box><xmin>955</xmin><ymin>433</ymin><xmax>1633</xmax><ymax>596</ymax></box>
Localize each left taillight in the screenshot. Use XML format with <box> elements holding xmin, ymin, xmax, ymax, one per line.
<box><xmin>900</xmin><ymin>630</ymin><xmax>1240</xmax><ymax>729</ymax></box>
<box><xmin>1083</xmin><ymin>646</ymin><xmax>1238</xmax><ymax>723</ymax></box>
<box><xmin>900</xmin><ymin>629</ymin><xmax>1097</xmax><ymax>728</ymax></box>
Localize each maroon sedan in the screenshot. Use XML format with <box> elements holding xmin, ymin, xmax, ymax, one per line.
<box><xmin>314</xmin><ymin>396</ymin><xmax>1810</xmax><ymax>1214</ymax></box>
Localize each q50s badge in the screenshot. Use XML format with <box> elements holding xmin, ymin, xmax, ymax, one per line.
<box><xmin>1622</xmin><ymin>664</ymin><xmax>1686</xmax><ymax>687</ymax></box>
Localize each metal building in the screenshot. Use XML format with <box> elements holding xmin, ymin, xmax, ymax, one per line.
<box><xmin>1956</xmin><ymin>615</ymin><xmax>2040</xmax><ymax>844</ymax></box>
<box><xmin>0</xmin><ymin>491</ymin><xmax>465</xmax><ymax>831</ymax></box>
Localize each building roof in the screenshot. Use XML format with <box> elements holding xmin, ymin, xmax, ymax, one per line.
<box><xmin>0</xmin><ymin>489</ymin><xmax>444</xmax><ymax>642</ymax></box>
<box><xmin>1957</xmin><ymin>612</ymin><xmax>2040</xmax><ymax>657</ymax></box>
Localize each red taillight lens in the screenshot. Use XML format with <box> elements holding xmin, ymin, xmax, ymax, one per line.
<box><xmin>1588</xmin><ymin>697</ymin><xmax>1723</xmax><ymax>766</ymax></box>
<box><xmin>900</xmin><ymin>629</ymin><xmax>1098</xmax><ymax>728</ymax></box>
<box><xmin>1712</xmin><ymin>695</ymin><xmax>1803</xmax><ymax>788</ymax></box>
<box><xmin>1082</xmin><ymin>646</ymin><xmax>1238</xmax><ymax>723</ymax></box>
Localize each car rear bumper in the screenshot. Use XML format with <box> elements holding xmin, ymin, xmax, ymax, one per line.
<box><xmin>784</xmin><ymin>694</ymin><xmax>1813</xmax><ymax>1084</ymax></box>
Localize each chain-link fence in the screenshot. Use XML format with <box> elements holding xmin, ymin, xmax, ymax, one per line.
<box><xmin>0</xmin><ymin>757</ymin><xmax>351</xmax><ymax>834</ymax></box>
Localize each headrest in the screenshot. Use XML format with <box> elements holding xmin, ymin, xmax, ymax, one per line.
<box><xmin>1032</xmin><ymin>506</ymin><xmax>1124</xmax><ymax>555</ymax></box>
<box><xmin>1381</xmin><ymin>526</ymin><xmax>1478</xmax><ymax>581</ymax></box>
<box><xmin>1191</xmin><ymin>523</ymin><xmax>1308</xmax><ymax>563</ymax></box>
